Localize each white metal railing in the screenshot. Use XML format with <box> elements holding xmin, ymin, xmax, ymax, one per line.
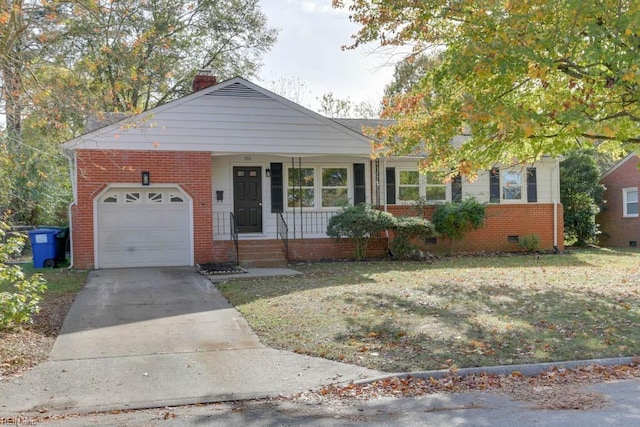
<box><xmin>214</xmin><ymin>211</ymin><xmax>339</xmax><ymax>239</ymax></box>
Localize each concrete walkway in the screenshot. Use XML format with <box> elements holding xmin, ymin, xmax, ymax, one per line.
<box><xmin>0</xmin><ymin>267</ymin><xmax>380</xmax><ymax>416</ymax></box>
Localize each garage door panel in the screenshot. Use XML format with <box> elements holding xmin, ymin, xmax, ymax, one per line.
<box><xmin>97</xmin><ymin>188</ymin><xmax>192</xmax><ymax>268</ymax></box>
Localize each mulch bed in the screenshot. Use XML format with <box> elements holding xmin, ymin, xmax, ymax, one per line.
<box><xmin>198</xmin><ymin>262</ymin><xmax>246</xmax><ymax>275</ymax></box>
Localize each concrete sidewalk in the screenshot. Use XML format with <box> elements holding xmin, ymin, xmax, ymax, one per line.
<box><xmin>0</xmin><ymin>267</ymin><xmax>379</xmax><ymax>416</ymax></box>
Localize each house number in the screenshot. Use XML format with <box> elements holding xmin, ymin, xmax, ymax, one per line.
<box><xmin>244</xmin><ymin>156</ymin><xmax>252</xmax><ymax>161</ymax></box>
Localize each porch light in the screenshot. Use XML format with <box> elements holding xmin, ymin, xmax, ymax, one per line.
<box><xmin>265</xmin><ymin>168</ymin><xmax>271</xmax><ymax>178</ymax></box>
<box><xmin>141</xmin><ymin>171</ymin><xmax>150</xmax><ymax>186</ymax></box>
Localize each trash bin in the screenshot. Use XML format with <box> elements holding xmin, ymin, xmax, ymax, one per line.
<box><xmin>38</xmin><ymin>226</ymin><xmax>69</xmax><ymax>264</ymax></box>
<box><xmin>28</xmin><ymin>228</ymin><xmax>61</xmax><ymax>268</ymax></box>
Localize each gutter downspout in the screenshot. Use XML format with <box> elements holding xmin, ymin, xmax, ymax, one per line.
<box><xmin>64</xmin><ymin>149</ymin><xmax>78</xmax><ymax>270</ymax></box>
<box><xmin>552</xmin><ymin>157</ymin><xmax>559</xmax><ymax>251</ymax></box>
<box><xmin>383</xmin><ymin>157</ymin><xmax>389</xmax><ymax>239</ymax></box>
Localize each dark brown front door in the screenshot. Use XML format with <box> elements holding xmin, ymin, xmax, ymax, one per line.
<box><xmin>233</xmin><ymin>166</ymin><xmax>262</xmax><ymax>233</ymax></box>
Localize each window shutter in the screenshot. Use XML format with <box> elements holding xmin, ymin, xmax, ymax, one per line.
<box><xmin>527</xmin><ymin>167</ymin><xmax>538</xmax><ymax>203</ymax></box>
<box><xmin>270</xmin><ymin>163</ymin><xmax>283</xmax><ymax>213</ymax></box>
<box><xmin>490</xmin><ymin>168</ymin><xmax>500</xmax><ymax>203</ymax></box>
<box><xmin>452</xmin><ymin>175</ymin><xmax>462</xmax><ymax>203</ymax></box>
<box><xmin>386</xmin><ymin>167</ymin><xmax>396</xmax><ymax>205</ymax></box>
<box><xmin>353</xmin><ymin>163</ymin><xmax>366</xmax><ymax>205</ymax></box>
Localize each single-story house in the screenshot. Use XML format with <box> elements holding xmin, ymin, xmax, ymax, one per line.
<box><xmin>63</xmin><ymin>75</ymin><xmax>564</xmax><ymax>269</ymax></box>
<box><xmin>597</xmin><ymin>153</ymin><xmax>640</xmax><ymax>247</ymax></box>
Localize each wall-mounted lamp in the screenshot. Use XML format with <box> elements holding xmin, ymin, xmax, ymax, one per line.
<box><xmin>141</xmin><ymin>171</ymin><xmax>150</xmax><ymax>186</ymax></box>
<box><xmin>216</xmin><ymin>190</ymin><xmax>224</xmax><ymax>202</ymax></box>
<box><xmin>265</xmin><ymin>168</ymin><xmax>271</xmax><ymax>178</ymax></box>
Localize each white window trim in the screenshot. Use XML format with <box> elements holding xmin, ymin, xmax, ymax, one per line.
<box><xmin>396</xmin><ymin>168</ymin><xmax>449</xmax><ymax>205</ymax></box>
<box><xmin>500</xmin><ymin>169</ymin><xmax>524</xmax><ymax>203</ymax></box>
<box><xmin>623</xmin><ymin>187</ymin><xmax>638</xmax><ymax>218</ymax></box>
<box><xmin>285</xmin><ymin>165</ymin><xmax>352</xmax><ymax>210</ymax></box>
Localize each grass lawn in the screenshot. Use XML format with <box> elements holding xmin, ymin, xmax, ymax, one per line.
<box><xmin>218</xmin><ymin>248</ymin><xmax>640</xmax><ymax>373</ymax></box>
<box><xmin>1</xmin><ymin>263</ymin><xmax>88</xmax><ymax>379</ymax></box>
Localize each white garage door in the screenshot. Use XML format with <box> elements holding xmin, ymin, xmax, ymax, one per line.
<box><xmin>96</xmin><ymin>187</ymin><xmax>192</xmax><ymax>268</ymax></box>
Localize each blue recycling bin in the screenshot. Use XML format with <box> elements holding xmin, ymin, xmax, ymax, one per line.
<box><xmin>29</xmin><ymin>228</ymin><xmax>61</xmax><ymax>268</ymax></box>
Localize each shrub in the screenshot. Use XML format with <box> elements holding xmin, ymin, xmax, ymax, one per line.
<box><xmin>0</xmin><ymin>223</ymin><xmax>47</xmax><ymax>329</ymax></box>
<box><xmin>519</xmin><ymin>234</ymin><xmax>540</xmax><ymax>252</ymax></box>
<box><xmin>390</xmin><ymin>216</ymin><xmax>436</xmax><ymax>259</ymax></box>
<box><xmin>326</xmin><ymin>204</ymin><xmax>394</xmax><ymax>260</ymax></box>
<box><xmin>431</xmin><ymin>198</ymin><xmax>486</xmax><ymax>246</ymax></box>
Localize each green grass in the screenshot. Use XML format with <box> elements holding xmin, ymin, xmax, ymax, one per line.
<box><xmin>218</xmin><ymin>248</ymin><xmax>640</xmax><ymax>373</ymax></box>
<box><xmin>1</xmin><ymin>263</ymin><xmax>87</xmax><ymax>299</ymax></box>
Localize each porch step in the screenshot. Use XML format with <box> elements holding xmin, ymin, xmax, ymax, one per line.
<box><xmin>237</xmin><ymin>240</ymin><xmax>287</xmax><ymax>268</ymax></box>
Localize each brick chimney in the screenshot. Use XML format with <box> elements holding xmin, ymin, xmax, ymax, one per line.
<box><xmin>192</xmin><ymin>69</ymin><xmax>217</xmax><ymax>92</ymax></box>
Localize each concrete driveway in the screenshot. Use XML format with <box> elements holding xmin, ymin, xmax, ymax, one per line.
<box><xmin>0</xmin><ymin>268</ymin><xmax>380</xmax><ymax>415</ymax></box>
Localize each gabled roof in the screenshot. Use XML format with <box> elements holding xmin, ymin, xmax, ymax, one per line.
<box><xmin>63</xmin><ymin>77</ymin><xmax>373</xmax><ymax>156</ymax></box>
<box><xmin>600</xmin><ymin>152</ymin><xmax>637</xmax><ymax>180</ymax></box>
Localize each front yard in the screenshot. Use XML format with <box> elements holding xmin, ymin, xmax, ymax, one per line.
<box><xmin>0</xmin><ymin>264</ymin><xmax>88</xmax><ymax>379</ymax></box>
<box><xmin>218</xmin><ymin>249</ymin><xmax>640</xmax><ymax>373</ymax></box>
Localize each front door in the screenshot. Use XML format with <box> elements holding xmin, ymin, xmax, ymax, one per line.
<box><xmin>233</xmin><ymin>166</ymin><xmax>262</xmax><ymax>233</ymax></box>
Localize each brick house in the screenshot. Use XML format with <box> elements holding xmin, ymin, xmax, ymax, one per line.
<box><xmin>597</xmin><ymin>153</ymin><xmax>640</xmax><ymax>247</ymax></box>
<box><xmin>63</xmin><ymin>76</ymin><xmax>564</xmax><ymax>269</ymax></box>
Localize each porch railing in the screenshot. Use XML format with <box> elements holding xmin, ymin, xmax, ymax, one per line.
<box><xmin>229</xmin><ymin>212</ymin><xmax>239</xmax><ymax>266</ymax></box>
<box><xmin>214</xmin><ymin>210</ymin><xmax>340</xmax><ymax>240</ymax></box>
<box><xmin>276</xmin><ymin>213</ymin><xmax>289</xmax><ymax>262</ymax></box>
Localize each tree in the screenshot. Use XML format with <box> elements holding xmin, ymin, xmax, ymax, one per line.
<box><xmin>317</xmin><ymin>92</ymin><xmax>380</xmax><ymax>118</ymax></box>
<box><xmin>334</xmin><ymin>0</ymin><xmax>640</xmax><ymax>175</ymax></box>
<box><xmin>51</xmin><ymin>0</ymin><xmax>277</xmax><ymax>113</ymax></box>
<box><xmin>560</xmin><ymin>149</ymin><xmax>605</xmax><ymax>246</ymax></box>
<box><xmin>383</xmin><ymin>53</ymin><xmax>442</xmax><ymax>99</ymax></box>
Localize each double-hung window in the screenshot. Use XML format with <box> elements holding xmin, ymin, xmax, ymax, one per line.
<box><xmin>398</xmin><ymin>170</ymin><xmax>420</xmax><ymax>202</ymax></box>
<box><xmin>623</xmin><ymin>188</ymin><xmax>638</xmax><ymax>217</ymax></box>
<box><xmin>501</xmin><ymin>170</ymin><xmax>522</xmax><ymax>200</ymax></box>
<box><xmin>425</xmin><ymin>171</ymin><xmax>447</xmax><ymax>202</ymax></box>
<box><xmin>490</xmin><ymin>167</ymin><xmax>537</xmax><ymax>203</ymax></box>
<box><xmin>396</xmin><ymin>170</ymin><xmax>447</xmax><ymax>203</ymax></box>
<box><xmin>287</xmin><ymin>166</ymin><xmax>349</xmax><ymax>208</ymax></box>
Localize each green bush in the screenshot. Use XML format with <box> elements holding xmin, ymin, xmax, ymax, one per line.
<box><xmin>519</xmin><ymin>234</ymin><xmax>540</xmax><ymax>252</ymax></box>
<box><xmin>431</xmin><ymin>198</ymin><xmax>486</xmax><ymax>244</ymax></box>
<box><xmin>327</xmin><ymin>204</ymin><xmax>395</xmax><ymax>260</ymax></box>
<box><xmin>390</xmin><ymin>216</ymin><xmax>436</xmax><ymax>259</ymax></box>
<box><xmin>0</xmin><ymin>223</ymin><xmax>47</xmax><ymax>329</ymax></box>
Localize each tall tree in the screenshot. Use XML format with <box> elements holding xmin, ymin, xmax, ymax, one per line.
<box><xmin>559</xmin><ymin>149</ymin><xmax>605</xmax><ymax>246</ymax></box>
<box><xmin>334</xmin><ymin>0</ymin><xmax>640</xmax><ymax>176</ymax></box>
<box><xmin>54</xmin><ymin>0</ymin><xmax>277</xmax><ymax>113</ymax></box>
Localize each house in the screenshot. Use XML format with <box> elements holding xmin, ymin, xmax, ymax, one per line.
<box><xmin>63</xmin><ymin>75</ymin><xmax>564</xmax><ymax>269</ymax></box>
<box><xmin>597</xmin><ymin>153</ymin><xmax>640</xmax><ymax>247</ymax></box>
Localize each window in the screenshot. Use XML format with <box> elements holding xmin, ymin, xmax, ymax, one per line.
<box><xmin>148</xmin><ymin>192</ymin><xmax>163</xmax><ymax>203</ymax></box>
<box><xmin>288</xmin><ymin>167</ymin><xmax>314</xmax><ymax>208</ymax></box>
<box><xmin>396</xmin><ymin>170</ymin><xmax>447</xmax><ymax>204</ymax></box>
<box><xmin>125</xmin><ymin>192</ymin><xmax>141</xmax><ymax>203</ymax></box>
<box><xmin>501</xmin><ymin>170</ymin><xmax>522</xmax><ymax>200</ymax></box>
<box><xmin>321</xmin><ymin>168</ymin><xmax>348</xmax><ymax>207</ymax></box>
<box><xmin>623</xmin><ymin>188</ymin><xmax>638</xmax><ymax>217</ymax></box>
<box><xmin>425</xmin><ymin>171</ymin><xmax>447</xmax><ymax>202</ymax></box>
<box><xmin>398</xmin><ymin>170</ymin><xmax>420</xmax><ymax>201</ymax></box>
<box><xmin>490</xmin><ymin>168</ymin><xmax>531</xmax><ymax>203</ymax></box>
<box><xmin>286</xmin><ymin>166</ymin><xmax>350</xmax><ymax>209</ymax></box>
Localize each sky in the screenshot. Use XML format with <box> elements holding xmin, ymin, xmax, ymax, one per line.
<box><xmin>257</xmin><ymin>0</ymin><xmax>398</xmax><ymax>114</ymax></box>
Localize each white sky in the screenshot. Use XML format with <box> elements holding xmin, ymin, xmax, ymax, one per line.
<box><xmin>257</xmin><ymin>0</ymin><xmax>397</xmax><ymax>114</ymax></box>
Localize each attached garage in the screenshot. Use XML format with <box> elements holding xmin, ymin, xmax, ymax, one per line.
<box><xmin>95</xmin><ymin>187</ymin><xmax>193</xmax><ymax>268</ymax></box>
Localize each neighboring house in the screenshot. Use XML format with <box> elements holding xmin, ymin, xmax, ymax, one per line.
<box><xmin>597</xmin><ymin>153</ymin><xmax>640</xmax><ymax>247</ymax></box>
<box><xmin>63</xmin><ymin>76</ymin><xmax>564</xmax><ymax>269</ymax></box>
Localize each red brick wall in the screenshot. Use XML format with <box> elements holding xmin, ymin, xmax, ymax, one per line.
<box><xmin>71</xmin><ymin>150</ymin><xmax>213</xmax><ymax>269</ymax></box>
<box><xmin>210</xmin><ymin>205</ymin><xmax>562</xmax><ymax>265</ymax></box>
<box><xmin>597</xmin><ymin>155</ymin><xmax>640</xmax><ymax>247</ymax></box>
<box><xmin>387</xmin><ymin>203</ymin><xmax>564</xmax><ymax>253</ymax></box>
